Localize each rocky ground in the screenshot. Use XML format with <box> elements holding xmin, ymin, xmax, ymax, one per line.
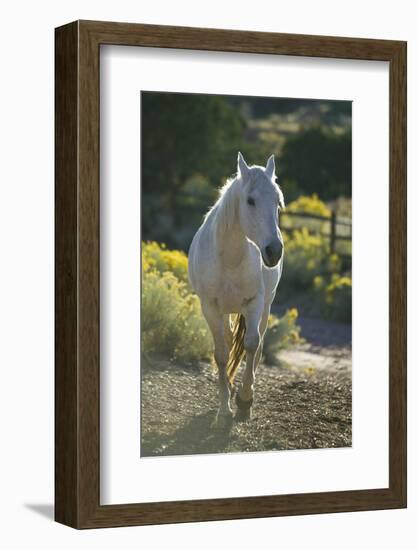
<box><xmin>141</xmin><ymin>318</ymin><xmax>352</xmax><ymax>457</ymax></box>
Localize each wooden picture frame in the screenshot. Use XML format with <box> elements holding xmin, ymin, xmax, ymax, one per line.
<box><xmin>55</xmin><ymin>20</ymin><xmax>407</xmax><ymax>529</ymax></box>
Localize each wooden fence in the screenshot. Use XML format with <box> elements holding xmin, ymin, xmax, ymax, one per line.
<box><xmin>280</xmin><ymin>210</ymin><xmax>352</xmax><ymax>260</ymax></box>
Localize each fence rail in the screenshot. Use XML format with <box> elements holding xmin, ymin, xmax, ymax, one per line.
<box><xmin>280</xmin><ymin>210</ymin><xmax>352</xmax><ymax>258</ymax></box>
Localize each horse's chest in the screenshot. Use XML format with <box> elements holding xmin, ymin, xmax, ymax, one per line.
<box><xmin>216</xmin><ymin>276</ymin><xmax>256</xmax><ymax>313</ymax></box>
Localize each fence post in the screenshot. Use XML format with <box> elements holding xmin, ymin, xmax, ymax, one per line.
<box><xmin>330</xmin><ymin>210</ymin><xmax>336</xmax><ymax>254</ymax></box>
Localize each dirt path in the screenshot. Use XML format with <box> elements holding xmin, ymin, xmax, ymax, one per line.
<box><xmin>141</xmin><ymin>341</ymin><xmax>352</xmax><ymax>457</ymax></box>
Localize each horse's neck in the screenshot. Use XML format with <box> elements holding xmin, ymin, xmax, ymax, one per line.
<box><xmin>213</xmin><ymin>181</ymin><xmax>248</xmax><ymax>269</ymax></box>
<box><xmin>219</xmin><ymin>222</ymin><xmax>247</xmax><ymax>269</ymax></box>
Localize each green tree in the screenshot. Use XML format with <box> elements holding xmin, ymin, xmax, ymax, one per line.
<box><xmin>141</xmin><ymin>92</ymin><xmax>245</xmax><ymax>230</ymax></box>
<box><xmin>280</xmin><ymin>126</ymin><xmax>352</xmax><ymax>200</ymax></box>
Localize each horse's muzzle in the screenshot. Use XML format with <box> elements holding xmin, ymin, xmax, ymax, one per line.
<box><xmin>262</xmin><ymin>240</ymin><xmax>283</xmax><ymax>267</ymax></box>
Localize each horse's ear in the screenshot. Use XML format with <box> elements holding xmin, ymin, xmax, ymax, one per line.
<box><xmin>237</xmin><ymin>152</ymin><xmax>250</xmax><ymax>180</ymax></box>
<box><xmin>265</xmin><ymin>155</ymin><xmax>275</xmax><ymax>179</ymax></box>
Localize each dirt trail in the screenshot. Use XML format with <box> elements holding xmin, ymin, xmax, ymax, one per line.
<box><xmin>141</xmin><ymin>340</ymin><xmax>352</xmax><ymax>457</ymax></box>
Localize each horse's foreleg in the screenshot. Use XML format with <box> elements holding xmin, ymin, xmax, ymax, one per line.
<box><xmin>201</xmin><ymin>302</ymin><xmax>232</xmax><ymax>425</ymax></box>
<box><xmin>223</xmin><ymin>315</ymin><xmax>233</xmax><ymax>350</ymax></box>
<box><xmin>237</xmin><ymin>301</ymin><xmax>270</xmax><ymax>419</ymax></box>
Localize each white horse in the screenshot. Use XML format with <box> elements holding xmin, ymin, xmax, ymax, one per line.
<box><xmin>188</xmin><ymin>153</ymin><xmax>285</xmax><ymax>426</ymax></box>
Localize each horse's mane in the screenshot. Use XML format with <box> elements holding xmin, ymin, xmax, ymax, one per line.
<box><xmin>203</xmin><ymin>175</ymin><xmax>240</xmax><ymax>238</ymax></box>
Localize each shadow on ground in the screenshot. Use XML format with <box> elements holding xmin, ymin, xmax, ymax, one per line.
<box><xmin>142</xmin><ymin>410</ymin><xmax>236</xmax><ymax>457</ymax></box>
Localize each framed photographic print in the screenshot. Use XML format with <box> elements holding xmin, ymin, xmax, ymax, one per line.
<box><xmin>55</xmin><ymin>20</ymin><xmax>407</xmax><ymax>528</ymax></box>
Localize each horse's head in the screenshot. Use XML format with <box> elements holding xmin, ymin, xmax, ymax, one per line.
<box><xmin>237</xmin><ymin>152</ymin><xmax>285</xmax><ymax>268</ymax></box>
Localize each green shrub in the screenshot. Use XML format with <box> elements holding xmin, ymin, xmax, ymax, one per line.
<box><xmin>282</xmin><ymin>228</ymin><xmax>341</xmax><ymax>291</ymax></box>
<box><xmin>314</xmin><ymin>274</ymin><xmax>352</xmax><ymax>322</ymax></box>
<box><xmin>263</xmin><ymin>309</ymin><xmax>303</xmax><ymax>364</ymax></box>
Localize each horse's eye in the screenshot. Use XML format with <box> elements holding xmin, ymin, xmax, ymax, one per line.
<box><xmin>247</xmin><ymin>197</ymin><xmax>255</xmax><ymax>206</ymax></box>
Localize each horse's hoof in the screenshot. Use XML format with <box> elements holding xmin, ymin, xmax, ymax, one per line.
<box><xmin>234</xmin><ymin>407</ymin><xmax>251</xmax><ymax>422</ymax></box>
<box><xmin>235</xmin><ymin>392</ymin><xmax>253</xmax><ymax>410</ymax></box>
<box><xmin>211</xmin><ymin>412</ymin><xmax>233</xmax><ymax>431</ymax></box>
<box><xmin>235</xmin><ymin>393</ymin><xmax>253</xmax><ymax>422</ymax></box>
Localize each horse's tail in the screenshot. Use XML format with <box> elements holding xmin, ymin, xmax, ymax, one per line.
<box><xmin>226</xmin><ymin>314</ymin><xmax>246</xmax><ymax>385</ymax></box>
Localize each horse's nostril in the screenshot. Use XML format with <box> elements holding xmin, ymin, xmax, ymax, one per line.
<box><xmin>264</xmin><ymin>241</ymin><xmax>282</xmax><ymax>265</ymax></box>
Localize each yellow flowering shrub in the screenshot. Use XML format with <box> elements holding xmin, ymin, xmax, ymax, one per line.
<box><xmin>263</xmin><ymin>308</ymin><xmax>303</xmax><ymax>364</ymax></box>
<box><xmin>314</xmin><ymin>274</ymin><xmax>352</xmax><ymax>322</ymax></box>
<box><xmin>283</xmin><ymin>193</ymin><xmax>331</xmax><ymax>234</ymax></box>
<box><xmin>142</xmin><ymin>268</ymin><xmax>212</xmax><ymax>363</ymax></box>
<box><xmin>282</xmin><ymin>228</ymin><xmax>341</xmax><ymax>290</ymax></box>
<box><xmin>142</xmin><ymin>241</ymin><xmax>189</xmax><ymax>283</ymax></box>
<box><xmin>286</xmin><ymin>193</ymin><xmax>331</xmax><ymax>218</ymax></box>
